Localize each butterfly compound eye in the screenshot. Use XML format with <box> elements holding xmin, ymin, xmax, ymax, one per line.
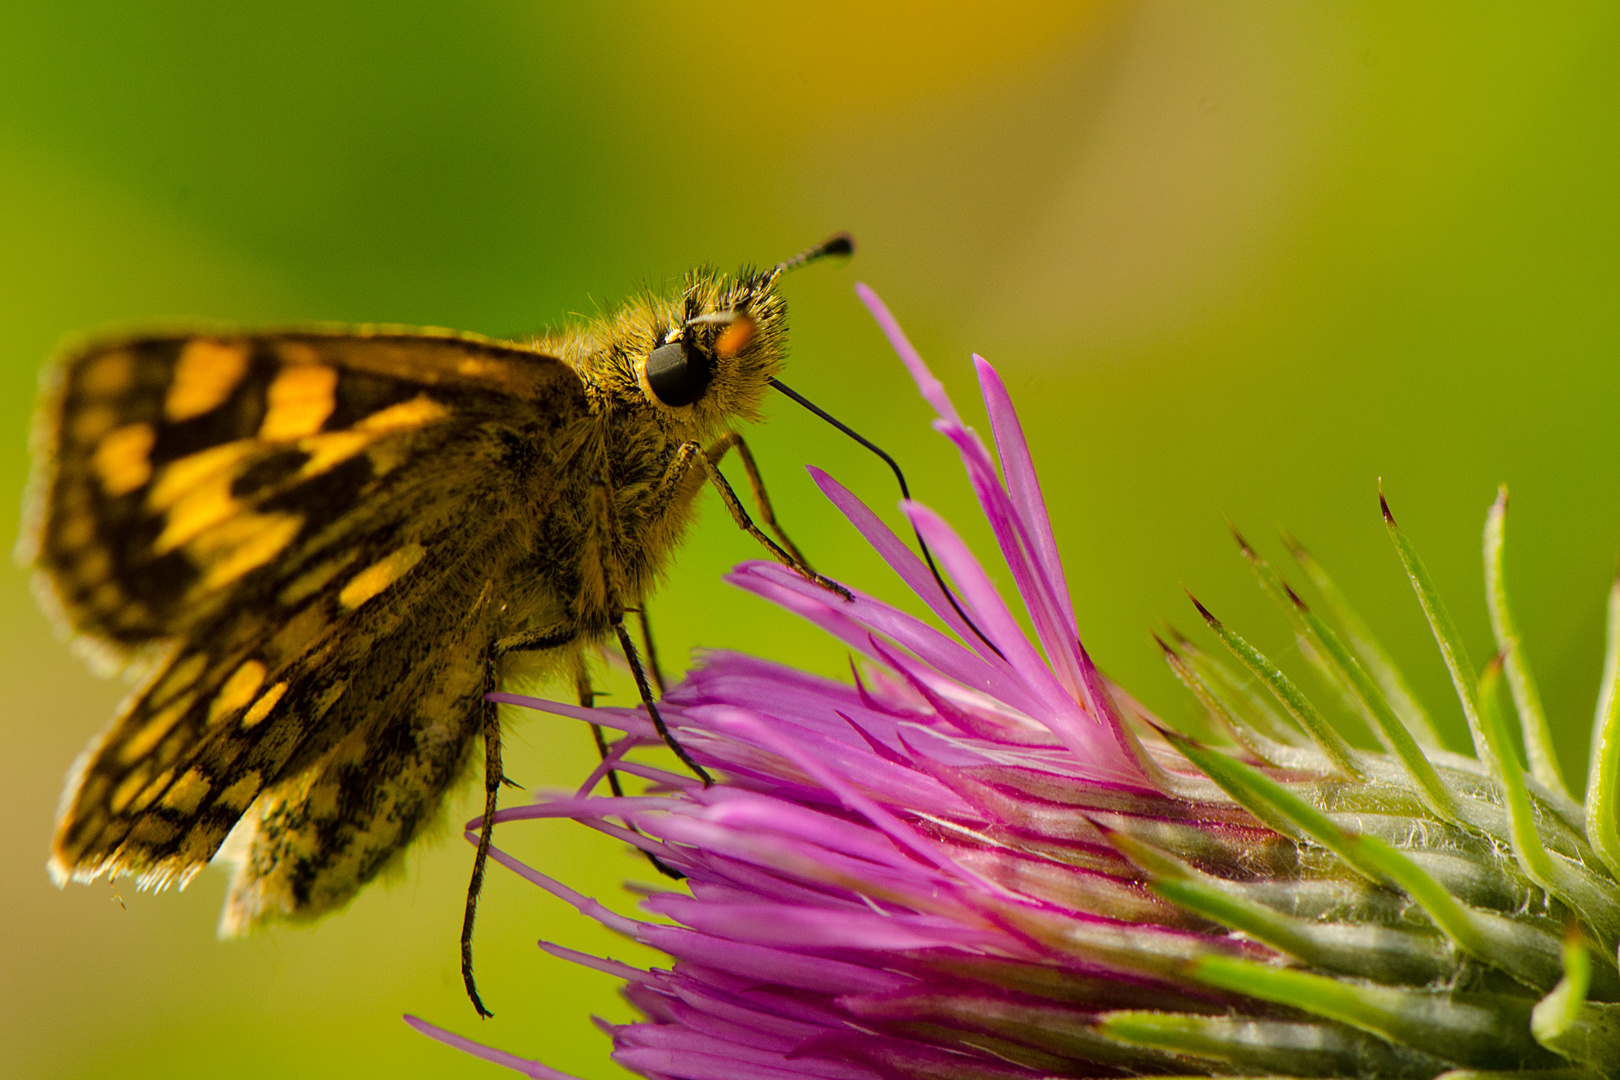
<box><xmin>645</xmin><ymin>339</ymin><xmax>713</xmax><ymax>407</ymax></box>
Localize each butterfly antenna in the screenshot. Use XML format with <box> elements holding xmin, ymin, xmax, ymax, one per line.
<box><xmin>769</xmin><ymin>233</ymin><xmax>855</xmax><ymax>281</ymax></box>
<box><xmin>764</xmin><ymin>233</ymin><xmax>1000</xmax><ymax>658</ymax></box>
<box><xmin>769</xmin><ymin>378</ymin><xmax>1004</xmax><ymax>660</ymax></box>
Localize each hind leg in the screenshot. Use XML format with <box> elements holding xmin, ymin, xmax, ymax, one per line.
<box><xmin>461</xmin><ymin>623</ymin><xmax>577</xmax><ymax>1017</ymax></box>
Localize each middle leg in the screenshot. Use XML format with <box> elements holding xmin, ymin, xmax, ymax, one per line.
<box><xmin>645</xmin><ymin>441</ymin><xmax>849</xmax><ymax>600</ymax></box>
<box><xmin>613</xmin><ymin>613</ymin><xmax>712</xmax><ymax>786</ymax></box>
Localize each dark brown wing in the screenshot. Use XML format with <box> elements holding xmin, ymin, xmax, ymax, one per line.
<box><xmin>27</xmin><ymin>326</ymin><xmax>583</xmax><ymax>651</ymax></box>
<box><xmin>32</xmin><ymin>327</ymin><xmax>589</xmax><ymax>899</ymax></box>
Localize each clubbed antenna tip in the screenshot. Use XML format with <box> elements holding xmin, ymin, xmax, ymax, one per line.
<box><xmin>819</xmin><ymin>233</ymin><xmax>855</xmax><ymax>258</ymax></box>
<box><xmin>773</xmin><ymin>233</ymin><xmax>855</xmax><ymax>276</ymax></box>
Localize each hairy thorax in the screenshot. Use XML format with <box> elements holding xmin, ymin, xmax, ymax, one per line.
<box><xmin>499</xmin><ymin>387</ymin><xmax>701</xmax><ymax>650</ymax></box>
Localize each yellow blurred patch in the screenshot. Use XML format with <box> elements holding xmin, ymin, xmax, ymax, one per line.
<box><xmin>92</xmin><ymin>422</ymin><xmax>155</xmax><ymax>497</ymax></box>
<box><xmin>166</xmin><ymin>340</ymin><xmax>249</xmax><ymax>421</ymax></box>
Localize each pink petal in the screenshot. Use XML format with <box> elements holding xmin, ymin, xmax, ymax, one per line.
<box><xmin>404</xmin><ymin>1015</ymin><xmax>585</xmax><ymax>1080</ymax></box>
<box><xmin>854</xmin><ymin>284</ymin><xmax>961</xmax><ymax>428</ymax></box>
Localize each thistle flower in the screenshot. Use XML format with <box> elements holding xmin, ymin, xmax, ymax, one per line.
<box><xmin>411</xmin><ymin>287</ymin><xmax>1620</xmax><ymax>1079</ymax></box>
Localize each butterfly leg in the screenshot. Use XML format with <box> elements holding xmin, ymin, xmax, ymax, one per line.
<box><xmin>572</xmin><ymin>662</ymin><xmax>628</xmax><ymax>799</ymax></box>
<box><xmin>460</xmin><ymin>651</ymin><xmax>504</xmax><ymax>1018</ymax></box>
<box><xmin>462</xmin><ymin>623</ymin><xmax>577</xmax><ymax>1019</ymax></box>
<box><xmin>704</xmin><ymin>432</ymin><xmax>813</xmax><ymax>572</ymax></box>
<box><xmin>677</xmin><ymin>441</ymin><xmax>851</xmax><ymax>601</ymax></box>
<box><xmin>612</xmin><ymin>614</ymin><xmax>712</xmax><ymax>786</ymax></box>
<box><xmin>647</xmin><ymin>441</ymin><xmax>847</xmax><ymax>599</ymax></box>
<box><xmin>577</xmin><ymin>647</ymin><xmax>686</xmax><ymax>881</ymax></box>
<box><xmin>634</xmin><ymin>607</ymin><xmax>666</xmax><ymax>696</ymax></box>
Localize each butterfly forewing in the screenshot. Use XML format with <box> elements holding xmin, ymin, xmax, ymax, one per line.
<box><xmin>33</xmin><ymin>328</ymin><xmax>590</xmax><ymax>920</ymax></box>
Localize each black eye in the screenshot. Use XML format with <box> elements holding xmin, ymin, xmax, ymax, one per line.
<box><xmin>645</xmin><ymin>338</ymin><xmax>713</xmax><ymax>407</ymax></box>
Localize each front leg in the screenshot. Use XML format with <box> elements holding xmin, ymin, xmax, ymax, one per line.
<box><xmin>705</xmin><ymin>431</ymin><xmax>812</xmax><ymax>571</ymax></box>
<box><xmin>649</xmin><ymin>440</ymin><xmax>851</xmax><ymax>600</ymax></box>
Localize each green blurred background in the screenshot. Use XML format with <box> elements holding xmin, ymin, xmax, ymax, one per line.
<box><xmin>5</xmin><ymin>3</ymin><xmax>1620</xmax><ymax>1077</ymax></box>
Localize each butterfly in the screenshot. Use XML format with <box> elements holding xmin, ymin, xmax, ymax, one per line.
<box><xmin>24</xmin><ymin>235</ymin><xmax>855</xmax><ymax>1015</ymax></box>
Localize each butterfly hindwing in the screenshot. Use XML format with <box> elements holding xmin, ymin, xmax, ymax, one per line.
<box><xmin>218</xmin><ymin>587</ymin><xmax>498</xmax><ymax>933</ymax></box>
<box><xmin>36</xmin><ymin>328</ymin><xmax>590</xmax><ymax>904</ymax></box>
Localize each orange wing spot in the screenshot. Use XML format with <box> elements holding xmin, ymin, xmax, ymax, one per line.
<box><xmin>118</xmin><ymin>693</ymin><xmax>196</xmax><ymax>765</ymax></box>
<box><xmin>78</xmin><ymin>350</ymin><xmax>137</xmax><ymax>398</ymax></box>
<box><xmin>74</xmin><ymin>773</ymin><xmax>113</xmax><ymax>814</ymax></box>
<box><xmin>267</xmin><ymin>604</ymin><xmax>329</xmax><ymax>668</ymax></box>
<box><xmin>92</xmin><ymin>423</ymin><xmax>156</xmax><ymax>497</ymax></box>
<box><xmin>215</xmin><ymin>771</ymin><xmax>263</xmax><ymax>811</ymax></box>
<box><xmin>165</xmin><ymin>340</ymin><xmax>250</xmax><ymax>421</ymax></box>
<box><xmin>109</xmin><ymin>767</ymin><xmax>152</xmax><ymax>815</ymax></box>
<box><xmin>275</xmin><ymin>340</ymin><xmax>323</xmax><ymax>366</ymax></box>
<box><xmin>159</xmin><ymin>768</ymin><xmax>212</xmax><ymax>814</ymax></box>
<box><xmin>55</xmin><ymin>811</ymin><xmax>108</xmax><ymax>867</ymax></box>
<box><xmin>88</xmin><ymin>582</ymin><xmax>124</xmax><ymax>615</ymax></box>
<box><xmin>354</xmin><ymin>394</ymin><xmax>449</xmax><ymax>433</ymax></box>
<box><xmin>339</xmin><ymin>543</ymin><xmax>426</xmax><ymax>610</ymax></box>
<box><xmin>74</xmin><ymin>545</ymin><xmax>112</xmax><ymax>587</ymax></box>
<box><xmin>196</xmin><ymin>512</ymin><xmax>304</xmax><ymax>592</ymax></box>
<box><xmin>298</xmin><ymin>430</ymin><xmax>373</xmax><ymax>477</ymax></box>
<box><xmin>130</xmin><ymin>767</ymin><xmax>175</xmax><ymax>814</ymax></box>
<box><xmin>149</xmin><ymin>653</ymin><xmax>209</xmax><ymax>708</ymax></box>
<box><xmin>68</xmin><ymin>404</ymin><xmax>119</xmax><ymax>446</ymax></box>
<box><xmin>111</xmin><ymin>601</ymin><xmax>155</xmax><ymax>632</ymax></box>
<box><xmin>312</xmin><ymin>682</ymin><xmax>346</xmax><ymax>721</ymax></box>
<box><xmin>260</xmin><ymin>364</ymin><xmax>337</xmax><ymax>441</ymax></box>
<box><xmin>153</xmin><ymin>480</ymin><xmax>239</xmax><ymax>555</ymax></box>
<box><xmin>54</xmin><ymin>513</ymin><xmax>95</xmax><ymax>553</ymax></box>
<box><xmin>241</xmin><ymin>682</ymin><xmax>288</xmax><ymax>730</ymax></box>
<box><xmin>277</xmin><ymin>552</ymin><xmax>357</xmax><ymax>607</ymax></box>
<box><xmin>173</xmin><ymin>828</ymin><xmax>224</xmax><ymax>869</ymax></box>
<box><xmin>148</xmin><ymin>443</ymin><xmax>256</xmax><ymax>512</ymax></box>
<box><xmin>209</xmin><ymin>660</ymin><xmax>267</xmax><ymax>725</ymax></box>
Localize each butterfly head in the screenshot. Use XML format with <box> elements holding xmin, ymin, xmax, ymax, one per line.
<box><xmin>624</xmin><ymin>264</ymin><xmax>788</xmax><ymax>442</ymax></box>
<box><xmin>620</xmin><ymin>234</ymin><xmax>852</xmax><ymax>443</ymax></box>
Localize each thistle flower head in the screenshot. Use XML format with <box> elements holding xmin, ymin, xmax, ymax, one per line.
<box><xmin>412</xmin><ymin>288</ymin><xmax>1620</xmax><ymax>1079</ymax></box>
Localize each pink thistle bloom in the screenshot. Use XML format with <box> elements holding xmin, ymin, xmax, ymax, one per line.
<box><xmin>411</xmin><ymin>288</ymin><xmax>1620</xmax><ymax>1079</ymax></box>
